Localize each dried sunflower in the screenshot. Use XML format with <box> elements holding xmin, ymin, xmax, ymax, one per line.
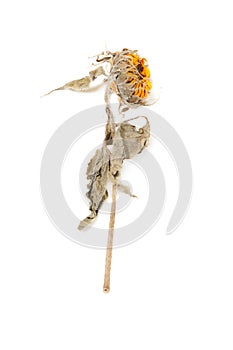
<box><xmin>44</xmin><ymin>48</ymin><xmax>155</xmax><ymax>110</ymax></box>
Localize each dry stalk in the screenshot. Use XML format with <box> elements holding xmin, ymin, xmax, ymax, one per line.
<box><xmin>103</xmin><ymin>182</ymin><xmax>117</xmax><ymax>293</ymax></box>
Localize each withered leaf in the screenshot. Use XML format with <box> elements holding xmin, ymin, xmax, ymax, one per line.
<box><xmin>78</xmin><ymin>146</ymin><xmax>110</xmax><ymax>230</ymax></box>
<box><xmin>113</xmin><ymin>116</ymin><xmax>150</xmax><ymax>159</ymax></box>
<box><xmin>43</xmin><ymin>66</ymin><xmax>107</xmax><ymax>97</ymax></box>
<box><xmin>78</xmin><ymin>116</ymin><xmax>150</xmax><ymax>230</ymax></box>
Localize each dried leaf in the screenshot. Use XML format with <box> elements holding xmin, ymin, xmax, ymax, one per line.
<box><xmin>117</xmin><ymin>182</ymin><xmax>137</xmax><ymax>198</ymax></box>
<box><xmin>78</xmin><ymin>146</ymin><xmax>110</xmax><ymax>230</ymax></box>
<box><xmin>115</xmin><ymin>116</ymin><xmax>150</xmax><ymax>159</ymax></box>
<box><xmin>43</xmin><ymin>66</ymin><xmax>107</xmax><ymax>97</ymax></box>
<box><xmin>78</xmin><ymin>116</ymin><xmax>150</xmax><ymax>230</ymax></box>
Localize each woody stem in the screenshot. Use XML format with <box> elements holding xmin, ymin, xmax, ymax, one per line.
<box><xmin>103</xmin><ymin>182</ymin><xmax>117</xmax><ymax>293</ymax></box>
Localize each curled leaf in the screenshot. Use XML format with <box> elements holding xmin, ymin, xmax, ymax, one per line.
<box><xmin>78</xmin><ymin>146</ymin><xmax>110</xmax><ymax>230</ymax></box>
<box><xmin>78</xmin><ymin>116</ymin><xmax>150</xmax><ymax>230</ymax></box>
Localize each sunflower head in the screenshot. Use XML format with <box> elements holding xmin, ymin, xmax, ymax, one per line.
<box><xmin>110</xmin><ymin>49</ymin><xmax>153</xmax><ymax>107</ymax></box>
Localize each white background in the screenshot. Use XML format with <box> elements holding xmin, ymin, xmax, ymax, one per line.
<box><xmin>1</xmin><ymin>0</ymin><xmax>233</xmax><ymax>349</ymax></box>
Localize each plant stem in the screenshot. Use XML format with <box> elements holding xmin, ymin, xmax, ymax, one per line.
<box><xmin>103</xmin><ymin>182</ymin><xmax>117</xmax><ymax>293</ymax></box>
